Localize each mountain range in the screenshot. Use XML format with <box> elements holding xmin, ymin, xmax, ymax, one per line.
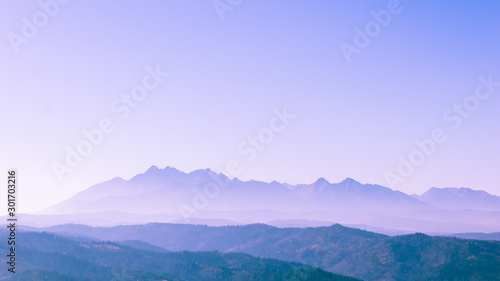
<box><xmin>26</xmin><ymin>223</ymin><xmax>500</xmax><ymax>281</ymax></box>
<box><xmin>0</xmin><ymin>230</ymin><xmax>354</xmax><ymax>281</ymax></box>
<box><xmin>33</xmin><ymin>165</ymin><xmax>500</xmax><ymax>234</ymax></box>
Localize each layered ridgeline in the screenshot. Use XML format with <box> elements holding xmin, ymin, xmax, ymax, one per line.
<box><xmin>0</xmin><ymin>231</ymin><xmax>356</xmax><ymax>281</ymax></box>
<box><xmin>34</xmin><ymin>223</ymin><xmax>500</xmax><ymax>281</ymax></box>
<box><xmin>35</xmin><ymin>166</ymin><xmax>500</xmax><ymax>233</ymax></box>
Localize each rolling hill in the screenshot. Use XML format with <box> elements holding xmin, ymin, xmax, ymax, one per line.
<box><xmin>0</xmin><ymin>231</ymin><xmax>356</xmax><ymax>281</ymax></box>
<box><xmin>36</xmin><ymin>223</ymin><xmax>500</xmax><ymax>281</ymax></box>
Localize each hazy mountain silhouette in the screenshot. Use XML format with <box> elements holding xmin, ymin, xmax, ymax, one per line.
<box><xmin>42</xmin><ymin>165</ymin><xmax>429</xmax><ymax>215</ymax></box>
<box><xmin>415</xmin><ymin>187</ymin><xmax>500</xmax><ymax>211</ymax></box>
<box><xmin>290</xmin><ymin>177</ymin><xmax>429</xmax><ymax>211</ymax></box>
<box><xmin>35</xmin><ymin>165</ymin><xmax>500</xmax><ymax>233</ymax></box>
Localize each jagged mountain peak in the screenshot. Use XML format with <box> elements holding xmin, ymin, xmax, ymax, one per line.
<box><xmin>41</xmin><ymin>165</ymin><xmax>499</xmax><ymax>218</ymax></box>
<box><xmin>141</xmin><ymin>165</ymin><xmax>184</xmax><ymax>176</ymax></box>
<box><xmin>146</xmin><ymin>165</ymin><xmax>160</xmax><ymax>172</ymax></box>
<box><xmin>340</xmin><ymin>177</ymin><xmax>361</xmax><ymax>186</ymax></box>
<box><xmin>315</xmin><ymin>177</ymin><xmax>330</xmax><ymax>185</ymax></box>
<box><xmin>188</xmin><ymin>168</ymin><xmax>215</xmax><ymax>176</ymax></box>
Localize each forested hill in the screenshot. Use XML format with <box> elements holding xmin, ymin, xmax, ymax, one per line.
<box><xmin>0</xmin><ymin>231</ymin><xmax>358</xmax><ymax>281</ymax></box>
<box><xmin>37</xmin><ymin>223</ymin><xmax>500</xmax><ymax>281</ymax></box>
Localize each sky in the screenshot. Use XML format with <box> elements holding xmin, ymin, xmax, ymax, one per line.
<box><xmin>1</xmin><ymin>0</ymin><xmax>499</xmax><ymax>213</ymax></box>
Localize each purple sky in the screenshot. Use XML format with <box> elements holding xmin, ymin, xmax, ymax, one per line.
<box><xmin>1</xmin><ymin>0</ymin><xmax>499</xmax><ymax>213</ymax></box>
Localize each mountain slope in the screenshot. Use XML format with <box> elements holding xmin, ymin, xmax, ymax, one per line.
<box><xmin>42</xmin><ymin>166</ymin><xmax>305</xmax><ymax>215</ymax></box>
<box><xmin>38</xmin><ymin>223</ymin><xmax>500</xmax><ymax>281</ymax></box>
<box><xmin>292</xmin><ymin>177</ymin><xmax>430</xmax><ymax>212</ymax></box>
<box><xmin>0</xmin><ymin>231</ymin><xmax>357</xmax><ymax>281</ymax></box>
<box><xmin>37</xmin><ymin>165</ymin><xmax>500</xmax><ymax>233</ymax></box>
<box><xmin>42</xmin><ymin>165</ymin><xmax>432</xmax><ymax>216</ymax></box>
<box><xmin>416</xmin><ymin>187</ymin><xmax>500</xmax><ymax>211</ymax></box>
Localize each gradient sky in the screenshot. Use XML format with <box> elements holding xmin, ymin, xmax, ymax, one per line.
<box><xmin>1</xmin><ymin>0</ymin><xmax>499</xmax><ymax>213</ymax></box>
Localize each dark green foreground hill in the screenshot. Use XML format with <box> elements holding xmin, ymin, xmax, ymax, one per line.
<box><xmin>0</xmin><ymin>231</ymin><xmax>357</xmax><ymax>281</ymax></box>
<box><xmin>40</xmin><ymin>223</ymin><xmax>500</xmax><ymax>280</ymax></box>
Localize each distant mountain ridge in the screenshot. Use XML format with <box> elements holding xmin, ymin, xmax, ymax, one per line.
<box><xmin>37</xmin><ymin>165</ymin><xmax>500</xmax><ymax>233</ymax></box>
<box><xmin>42</xmin><ymin>165</ymin><xmax>465</xmax><ymax>214</ymax></box>
<box><xmin>415</xmin><ymin>186</ymin><xmax>500</xmax><ymax>211</ymax></box>
<box><xmin>290</xmin><ymin>177</ymin><xmax>430</xmax><ymax>211</ymax></box>
<box><xmin>451</xmin><ymin>232</ymin><xmax>500</xmax><ymax>241</ymax></box>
